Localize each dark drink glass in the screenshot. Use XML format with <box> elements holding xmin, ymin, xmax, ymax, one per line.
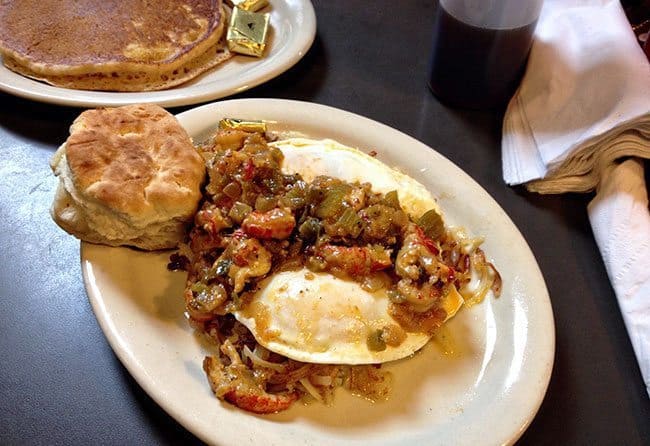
<box><xmin>427</xmin><ymin>0</ymin><xmax>543</xmax><ymax>109</ymax></box>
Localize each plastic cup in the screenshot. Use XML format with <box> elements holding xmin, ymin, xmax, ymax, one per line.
<box><xmin>427</xmin><ymin>0</ymin><xmax>544</xmax><ymax>109</ymax></box>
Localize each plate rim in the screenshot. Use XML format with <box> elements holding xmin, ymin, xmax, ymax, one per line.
<box><xmin>81</xmin><ymin>98</ymin><xmax>555</xmax><ymax>446</ymax></box>
<box><xmin>0</xmin><ymin>0</ymin><xmax>316</xmax><ymax>108</ymax></box>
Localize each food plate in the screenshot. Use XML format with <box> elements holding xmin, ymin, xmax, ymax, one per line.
<box><xmin>0</xmin><ymin>1</ymin><xmax>315</xmax><ymax>108</ymax></box>
<box><xmin>81</xmin><ymin>99</ymin><xmax>554</xmax><ymax>445</ymax></box>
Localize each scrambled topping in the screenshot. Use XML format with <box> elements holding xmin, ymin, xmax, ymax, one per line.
<box><xmin>170</xmin><ymin>128</ymin><xmax>501</xmax><ymax>413</ymax></box>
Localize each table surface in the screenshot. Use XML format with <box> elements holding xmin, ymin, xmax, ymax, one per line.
<box><xmin>1</xmin><ymin>1</ymin><xmax>649</xmax><ymax>445</ymax></box>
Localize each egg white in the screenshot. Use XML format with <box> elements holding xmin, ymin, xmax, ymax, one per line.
<box><xmin>275</xmin><ymin>138</ymin><xmax>441</xmax><ymax>220</ymax></box>
<box><xmin>235</xmin><ymin>269</ymin><xmax>431</xmax><ymax>364</ymax></box>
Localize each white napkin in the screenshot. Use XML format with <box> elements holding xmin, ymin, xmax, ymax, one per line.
<box><xmin>501</xmin><ymin>0</ymin><xmax>650</xmax><ymax>396</ymax></box>
<box><xmin>502</xmin><ymin>0</ymin><xmax>650</xmax><ymax>193</ymax></box>
<box><xmin>588</xmin><ymin>159</ymin><xmax>650</xmax><ymax>396</ymax></box>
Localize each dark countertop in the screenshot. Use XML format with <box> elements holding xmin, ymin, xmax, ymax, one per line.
<box><xmin>1</xmin><ymin>1</ymin><xmax>649</xmax><ymax>444</ymax></box>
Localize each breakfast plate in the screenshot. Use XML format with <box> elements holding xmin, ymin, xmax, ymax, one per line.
<box><xmin>81</xmin><ymin>99</ymin><xmax>554</xmax><ymax>445</ymax></box>
<box><xmin>0</xmin><ymin>1</ymin><xmax>315</xmax><ymax>108</ymax></box>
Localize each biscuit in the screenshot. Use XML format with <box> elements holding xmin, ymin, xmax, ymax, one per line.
<box><xmin>50</xmin><ymin>104</ymin><xmax>206</xmax><ymax>250</ymax></box>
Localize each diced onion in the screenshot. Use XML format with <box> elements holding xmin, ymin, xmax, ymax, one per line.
<box><xmin>253</xmin><ymin>344</ymin><xmax>271</xmax><ymax>360</ymax></box>
<box><xmin>311</xmin><ymin>375</ymin><xmax>333</xmax><ymax>387</ymax></box>
<box><xmin>461</xmin><ymin>264</ymin><xmax>493</xmax><ymax>307</ymax></box>
<box><xmin>242</xmin><ymin>345</ymin><xmax>287</xmax><ymax>372</ymax></box>
<box><xmin>299</xmin><ymin>378</ymin><xmax>324</xmax><ymax>403</ymax></box>
<box><xmin>448</xmin><ymin>227</ymin><xmax>484</xmax><ymax>254</ymax></box>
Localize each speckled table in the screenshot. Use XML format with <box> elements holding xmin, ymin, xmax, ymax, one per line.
<box><xmin>1</xmin><ymin>1</ymin><xmax>649</xmax><ymax>445</ymax></box>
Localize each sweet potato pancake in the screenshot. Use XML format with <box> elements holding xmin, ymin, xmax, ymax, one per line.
<box><xmin>0</xmin><ymin>0</ymin><xmax>232</xmax><ymax>91</ymax></box>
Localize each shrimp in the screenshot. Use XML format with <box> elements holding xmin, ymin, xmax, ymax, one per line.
<box><xmin>345</xmin><ymin>185</ymin><xmax>368</xmax><ymax>211</ymax></box>
<box><xmin>241</xmin><ymin>207</ymin><xmax>296</xmax><ymax>240</ymax></box>
<box><xmin>395</xmin><ymin>224</ymin><xmax>449</xmax><ymax>281</ymax></box>
<box><xmin>221</xmin><ymin>386</ymin><xmax>298</xmax><ymax>414</ymax></box>
<box><xmin>315</xmin><ymin>244</ymin><xmax>392</xmax><ymax>276</ymax></box>
<box><xmin>227</xmin><ymin>238</ymin><xmax>272</xmax><ymax>293</ymax></box>
<box><xmin>395</xmin><ymin>278</ymin><xmax>442</xmax><ymax>312</ymax></box>
<box><xmin>185</xmin><ymin>280</ymin><xmax>229</xmax><ymax>322</ymax></box>
<box><xmin>195</xmin><ymin>205</ymin><xmax>232</xmax><ymax>236</ymax></box>
<box><xmin>203</xmin><ymin>340</ymin><xmax>298</xmax><ymax>414</ymax></box>
<box><xmin>193</xmin><ymin>205</ymin><xmax>231</xmax><ymax>252</ymax></box>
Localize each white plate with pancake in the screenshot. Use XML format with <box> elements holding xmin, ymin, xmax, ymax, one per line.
<box><xmin>0</xmin><ymin>1</ymin><xmax>315</xmax><ymax>108</ymax></box>
<box><xmin>81</xmin><ymin>99</ymin><xmax>555</xmax><ymax>446</ymax></box>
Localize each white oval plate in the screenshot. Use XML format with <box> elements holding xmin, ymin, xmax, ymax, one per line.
<box><xmin>81</xmin><ymin>99</ymin><xmax>554</xmax><ymax>446</ymax></box>
<box><xmin>0</xmin><ymin>1</ymin><xmax>315</xmax><ymax>108</ymax></box>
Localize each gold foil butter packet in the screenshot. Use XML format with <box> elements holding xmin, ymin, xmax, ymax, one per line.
<box><xmin>225</xmin><ymin>0</ymin><xmax>268</xmax><ymax>12</ymax></box>
<box><xmin>227</xmin><ymin>7</ymin><xmax>270</xmax><ymax>57</ymax></box>
<box><xmin>219</xmin><ymin>118</ymin><xmax>267</xmax><ymax>133</ymax></box>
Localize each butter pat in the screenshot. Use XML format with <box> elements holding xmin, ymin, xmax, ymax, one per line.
<box><xmin>219</xmin><ymin>118</ymin><xmax>267</xmax><ymax>133</ymax></box>
<box><xmin>225</xmin><ymin>0</ymin><xmax>269</xmax><ymax>12</ymax></box>
<box><xmin>227</xmin><ymin>7</ymin><xmax>270</xmax><ymax>57</ymax></box>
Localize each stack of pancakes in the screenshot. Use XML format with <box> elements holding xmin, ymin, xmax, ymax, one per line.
<box><xmin>0</xmin><ymin>0</ymin><xmax>233</xmax><ymax>91</ymax></box>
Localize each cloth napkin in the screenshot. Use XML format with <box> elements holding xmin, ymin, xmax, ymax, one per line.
<box><xmin>501</xmin><ymin>0</ymin><xmax>650</xmax><ymax>395</ymax></box>
<box><xmin>502</xmin><ymin>0</ymin><xmax>650</xmax><ymax>193</ymax></box>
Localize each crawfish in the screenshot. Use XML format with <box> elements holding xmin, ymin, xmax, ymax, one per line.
<box><xmin>203</xmin><ymin>340</ymin><xmax>298</xmax><ymax>414</ymax></box>
<box><xmin>315</xmin><ymin>244</ymin><xmax>392</xmax><ymax>276</ymax></box>
<box><xmin>241</xmin><ymin>207</ymin><xmax>296</xmax><ymax>240</ymax></box>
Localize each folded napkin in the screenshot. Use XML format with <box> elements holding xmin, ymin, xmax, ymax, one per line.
<box><xmin>588</xmin><ymin>159</ymin><xmax>650</xmax><ymax>396</ymax></box>
<box><xmin>502</xmin><ymin>0</ymin><xmax>650</xmax><ymax>396</ymax></box>
<box><xmin>502</xmin><ymin>0</ymin><xmax>650</xmax><ymax>193</ymax></box>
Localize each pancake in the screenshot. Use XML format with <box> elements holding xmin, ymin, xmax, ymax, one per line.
<box><xmin>3</xmin><ymin>37</ymin><xmax>232</xmax><ymax>92</ymax></box>
<box><xmin>0</xmin><ymin>0</ymin><xmax>233</xmax><ymax>91</ymax></box>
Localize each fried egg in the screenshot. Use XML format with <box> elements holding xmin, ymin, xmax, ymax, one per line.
<box><xmin>232</xmin><ymin>138</ymin><xmax>463</xmax><ymax>365</ymax></box>
<box><xmin>276</xmin><ymin>138</ymin><xmax>441</xmax><ymax>220</ymax></box>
